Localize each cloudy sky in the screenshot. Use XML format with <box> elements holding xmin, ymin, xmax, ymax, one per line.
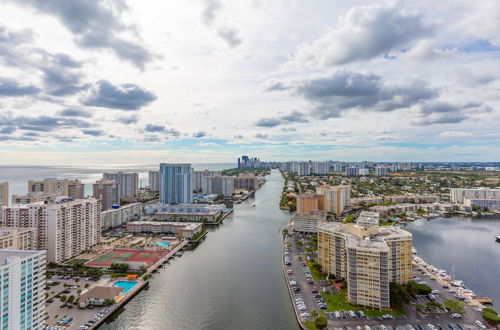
<box><xmin>0</xmin><ymin>0</ymin><xmax>499</xmax><ymax>165</ymax></box>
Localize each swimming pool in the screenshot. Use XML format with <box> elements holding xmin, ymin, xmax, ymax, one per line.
<box><xmin>155</xmin><ymin>242</ymin><xmax>171</xmax><ymax>247</ymax></box>
<box><xmin>114</xmin><ymin>281</ymin><xmax>139</xmax><ymax>294</ymax></box>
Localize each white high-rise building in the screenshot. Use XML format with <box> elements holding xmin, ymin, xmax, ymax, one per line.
<box><xmin>345</xmin><ymin>167</ymin><xmax>360</xmax><ymax>176</ymax></box>
<box><xmin>103</xmin><ymin>172</ymin><xmax>139</xmax><ymax>197</ymax></box>
<box><xmin>202</xmin><ymin>176</ymin><xmax>234</xmax><ymax>197</ymax></box>
<box><xmin>359</xmin><ymin>168</ymin><xmax>370</xmax><ymax>176</ymax></box>
<box><xmin>333</xmin><ymin>163</ymin><xmax>343</xmax><ymax>172</ymax></box>
<box><xmin>375</xmin><ymin>166</ymin><xmax>388</xmax><ymax>176</ymax></box>
<box><xmin>148</xmin><ymin>171</ymin><xmax>160</xmax><ymax>191</ymax></box>
<box><xmin>0</xmin><ymin>249</ymin><xmax>46</xmax><ymax>329</ymax></box>
<box><xmin>311</xmin><ymin>161</ymin><xmax>330</xmax><ymax>175</ymax></box>
<box><xmin>1</xmin><ymin>197</ymin><xmax>101</xmax><ymax>263</ymax></box>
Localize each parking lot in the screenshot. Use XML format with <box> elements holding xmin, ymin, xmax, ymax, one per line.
<box><xmin>284</xmin><ymin>233</ymin><xmax>489</xmax><ymax>330</ymax></box>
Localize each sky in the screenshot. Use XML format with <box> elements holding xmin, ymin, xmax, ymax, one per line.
<box><xmin>0</xmin><ymin>0</ymin><xmax>500</xmax><ymax>164</ymax></box>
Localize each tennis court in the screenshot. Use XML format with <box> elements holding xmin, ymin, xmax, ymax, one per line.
<box><xmin>85</xmin><ymin>248</ymin><xmax>168</xmax><ymax>268</ymax></box>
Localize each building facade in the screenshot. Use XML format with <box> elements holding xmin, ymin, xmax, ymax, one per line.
<box><xmin>0</xmin><ymin>250</ymin><xmax>46</xmax><ymax>330</ymax></box>
<box><xmin>28</xmin><ymin>178</ymin><xmax>69</xmax><ymax>196</ymax></box>
<box><xmin>293</xmin><ymin>211</ymin><xmax>327</xmax><ymax>233</ymax></box>
<box><xmin>148</xmin><ymin>171</ymin><xmax>160</xmax><ymax>192</ymax></box>
<box><xmin>311</xmin><ymin>161</ymin><xmax>330</xmax><ymax>175</ymax></box>
<box><xmin>1</xmin><ymin>197</ymin><xmax>101</xmax><ymax>263</ymax></box>
<box><xmin>101</xmin><ymin>202</ymin><xmax>142</xmax><ymax>231</ymax></box>
<box><xmin>449</xmin><ymin>187</ymin><xmax>500</xmax><ymax>204</ymax></box>
<box><xmin>375</xmin><ymin>166</ymin><xmax>388</xmax><ymax>176</ymax></box>
<box><xmin>93</xmin><ymin>180</ymin><xmax>120</xmax><ymax>211</ymax></box>
<box><xmin>202</xmin><ymin>176</ymin><xmax>234</xmax><ymax>197</ymax></box>
<box><xmin>194</xmin><ymin>170</ymin><xmax>221</xmax><ymax>192</ymax></box>
<box><xmin>68</xmin><ymin>180</ymin><xmax>85</xmax><ymax>199</ymax></box>
<box><xmin>126</xmin><ymin>221</ymin><xmax>202</xmax><ymax>239</ymax></box>
<box><xmin>0</xmin><ymin>181</ymin><xmax>8</xmax><ymax>207</ymax></box>
<box><xmin>103</xmin><ymin>172</ymin><xmax>139</xmax><ymax>198</ymax></box>
<box><xmin>316</xmin><ymin>185</ymin><xmax>351</xmax><ymax>216</ymax></box>
<box><xmin>159</xmin><ymin>164</ymin><xmax>193</xmax><ymax>204</ymax></box>
<box><xmin>296</xmin><ymin>193</ymin><xmax>320</xmax><ymax>214</ymax></box>
<box><xmin>0</xmin><ymin>228</ymin><xmax>37</xmax><ymax>250</ymax></box>
<box><xmin>318</xmin><ymin>221</ymin><xmax>412</xmax><ymax>309</ymax></box>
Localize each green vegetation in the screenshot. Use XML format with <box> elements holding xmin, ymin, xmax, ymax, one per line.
<box><xmin>306</xmin><ymin>260</ymin><xmax>327</xmax><ymax>281</ymax></box>
<box><xmin>343</xmin><ymin>215</ymin><xmax>356</xmax><ymax>224</ymax></box>
<box><xmin>110</xmin><ymin>263</ymin><xmax>129</xmax><ymax>272</ymax></box>
<box><xmin>314</xmin><ymin>316</ymin><xmax>328</xmax><ymax>329</ymax></box>
<box><xmin>482</xmin><ymin>308</ymin><xmax>500</xmax><ymax>324</ymax></box>
<box><xmin>190</xmin><ymin>228</ymin><xmax>208</xmax><ymax>241</ymax></box>
<box><xmin>142</xmin><ymin>274</ymin><xmax>151</xmax><ymax>280</ymax></box>
<box><xmin>443</xmin><ymin>299</ymin><xmax>465</xmax><ymax>315</ymax></box>
<box><xmin>390</xmin><ymin>282</ymin><xmax>410</xmax><ymax>307</ymax></box>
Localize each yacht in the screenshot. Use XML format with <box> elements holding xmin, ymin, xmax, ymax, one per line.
<box><xmin>496</xmin><ymin>235</ymin><xmax>500</xmax><ymax>242</ymax></box>
<box><xmin>252</xmin><ymin>203</ymin><xmax>256</xmax><ymax>207</ymax></box>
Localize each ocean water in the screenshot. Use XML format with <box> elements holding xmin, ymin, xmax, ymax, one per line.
<box><xmin>0</xmin><ymin>163</ymin><xmax>233</xmax><ymax>202</ymax></box>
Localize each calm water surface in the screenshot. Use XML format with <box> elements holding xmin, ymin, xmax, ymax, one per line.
<box><xmin>99</xmin><ymin>169</ymin><xmax>299</xmax><ymax>330</ymax></box>
<box><xmin>403</xmin><ymin>216</ymin><xmax>500</xmax><ymax>307</ymax></box>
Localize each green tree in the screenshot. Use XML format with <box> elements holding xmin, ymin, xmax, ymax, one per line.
<box><xmin>59</xmin><ymin>295</ymin><xmax>67</xmax><ymax>302</ymax></box>
<box><xmin>482</xmin><ymin>308</ymin><xmax>500</xmax><ymax>324</ymax></box>
<box><xmin>310</xmin><ymin>309</ymin><xmax>318</xmax><ymax>319</ymax></box>
<box><xmin>314</xmin><ymin>316</ymin><xmax>328</xmax><ymax>330</ymax></box>
<box><xmin>67</xmin><ymin>295</ymin><xmax>75</xmax><ymax>304</ymax></box>
<box><xmin>110</xmin><ymin>263</ymin><xmax>129</xmax><ymax>272</ymax></box>
<box><xmin>443</xmin><ymin>299</ymin><xmax>465</xmax><ymax>314</ymax></box>
<box><xmin>390</xmin><ymin>282</ymin><xmax>410</xmax><ymax>307</ymax></box>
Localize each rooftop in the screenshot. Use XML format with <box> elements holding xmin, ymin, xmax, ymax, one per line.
<box><xmin>0</xmin><ymin>250</ymin><xmax>44</xmax><ymax>266</ymax></box>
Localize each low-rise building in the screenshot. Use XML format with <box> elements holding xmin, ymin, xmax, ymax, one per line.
<box><xmin>0</xmin><ymin>228</ymin><xmax>37</xmax><ymax>250</ymax></box>
<box><xmin>144</xmin><ymin>203</ymin><xmax>225</xmax><ymax>222</ymax></box>
<box><xmin>351</xmin><ymin>196</ymin><xmax>384</xmax><ymax>206</ymax></box>
<box><xmin>293</xmin><ymin>211</ymin><xmax>327</xmax><ymax>233</ymax></box>
<box><xmin>0</xmin><ymin>249</ymin><xmax>46</xmax><ymax>329</ymax></box>
<box><xmin>126</xmin><ymin>221</ymin><xmax>202</xmax><ymax>239</ymax></box>
<box><xmin>356</xmin><ymin>211</ymin><xmax>380</xmax><ymax>225</ymax></box>
<box><xmin>464</xmin><ymin>198</ymin><xmax>500</xmax><ymax>211</ymax></box>
<box><xmin>11</xmin><ymin>192</ymin><xmax>57</xmax><ymax>204</ymax></box>
<box><xmin>101</xmin><ymin>202</ymin><xmax>142</xmax><ymax>230</ymax></box>
<box><xmin>78</xmin><ymin>286</ymin><xmax>124</xmax><ymax>308</ymax></box>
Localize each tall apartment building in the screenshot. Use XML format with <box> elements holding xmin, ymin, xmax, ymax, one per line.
<box><xmin>316</xmin><ymin>185</ymin><xmax>351</xmax><ymax>216</ymax></box>
<box><xmin>292</xmin><ymin>161</ymin><xmax>311</xmax><ymax>176</ymax></box>
<box><xmin>234</xmin><ymin>173</ymin><xmax>255</xmax><ymax>190</ymax></box>
<box><xmin>359</xmin><ymin>168</ymin><xmax>370</xmax><ymax>176</ymax></box>
<box><xmin>194</xmin><ymin>170</ymin><xmax>221</xmax><ymax>192</ymax></box>
<box><xmin>0</xmin><ymin>228</ymin><xmax>37</xmax><ymax>250</ymax></box>
<box><xmin>28</xmin><ymin>178</ymin><xmax>69</xmax><ymax>196</ymax></box>
<box><xmin>375</xmin><ymin>166</ymin><xmax>388</xmax><ymax>176</ymax></box>
<box><xmin>148</xmin><ymin>171</ymin><xmax>160</xmax><ymax>191</ymax></box>
<box><xmin>318</xmin><ymin>219</ymin><xmax>412</xmax><ymax>309</ymax></box>
<box><xmin>0</xmin><ymin>250</ymin><xmax>46</xmax><ymax>329</ymax></box>
<box><xmin>293</xmin><ymin>210</ymin><xmax>327</xmax><ymax>233</ymax></box>
<box><xmin>345</xmin><ymin>167</ymin><xmax>360</xmax><ymax>176</ymax></box>
<box><xmin>1</xmin><ymin>197</ymin><xmax>101</xmax><ymax>263</ymax></box>
<box><xmin>202</xmin><ymin>176</ymin><xmax>234</xmax><ymax>197</ymax></box>
<box><xmin>93</xmin><ymin>180</ymin><xmax>120</xmax><ymax>211</ymax></box>
<box><xmin>103</xmin><ymin>172</ymin><xmax>139</xmax><ymax>197</ymax></box>
<box><xmin>159</xmin><ymin>163</ymin><xmax>193</xmax><ymax>204</ymax></box>
<box><xmin>333</xmin><ymin>163</ymin><xmax>343</xmax><ymax>172</ymax></box>
<box><xmin>296</xmin><ymin>193</ymin><xmax>321</xmax><ymax>214</ymax></box>
<box><xmin>68</xmin><ymin>180</ymin><xmax>85</xmax><ymax>199</ymax></box>
<box><xmin>311</xmin><ymin>161</ymin><xmax>330</xmax><ymax>175</ymax></box>
<box><xmin>0</xmin><ymin>181</ymin><xmax>8</xmax><ymax>206</ymax></box>
<box><xmin>449</xmin><ymin>187</ymin><xmax>500</xmax><ymax>204</ymax></box>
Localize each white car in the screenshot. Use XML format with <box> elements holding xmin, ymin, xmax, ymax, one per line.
<box><xmin>451</xmin><ymin>313</ymin><xmax>462</xmax><ymax>318</ymax></box>
<box><xmin>475</xmin><ymin>320</ymin><xmax>486</xmax><ymax>329</ymax></box>
<box><xmin>300</xmin><ymin>312</ymin><xmax>310</xmax><ymax>318</ymax></box>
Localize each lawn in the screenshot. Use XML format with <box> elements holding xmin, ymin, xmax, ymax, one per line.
<box><xmin>306</xmin><ymin>260</ymin><xmax>327</xmax><ymax>281</ymax></box>
<box><xmin>321</xmin><ymin>287</ymin><xmax>406</xmax><ymax>317</ymax></box>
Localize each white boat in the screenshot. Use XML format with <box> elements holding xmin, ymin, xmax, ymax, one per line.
<box><xmin>496</xmin><ymin>235</ymin><xmax>500</xmax><ymax>242</ymax></box>
<box><xmin>252</xmin><ymin>203</ymin><xmax>256</xmax><ymax>207</ymax></box>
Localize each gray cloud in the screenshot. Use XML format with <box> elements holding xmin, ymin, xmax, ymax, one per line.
<box><xmin>58</xmin><ymin>108</ymin><xmax>92</xmax><ymax>117</ymax></box>
<box><xmin>266</xmin><ymin>71</ymin><xmax>436</xmax><ymax>120</ymax></box>
<box><xmin>0</xmin><ymin>77</ymin><xmax>39</xmax><ymax>96</ymax></box>
<box><xmin>254</xmin><ymin>133</ymin><xmax>268</xmax><ymax>139</ymax></box>
<box><xmin>145</xmin><ymin>124</ymin><xmax>165</xmax><ymax>133</ymax></box>
<box><xmin>233</xmin><ymin>134</ymin><xmax>243</xmax><ymax>139</ymax></box>
<box><xmin>82</xmin><ymin>129</ymin><xmax>104</xmax><ymax>136</ymax></box>
<box><xmin>10</xmin><ymin>0</ymin><xmax>154</xmax><ymax>68</ymax></box>
<box><xmin>193</xmin><ymin>131</ymin><xmax>207</xmax><ymax>138</ymax></box>
<box><xmin>0</xmin><ymin>115</ymin><xmax>92</xmax><ymax>132</ymax></box>
<box><xmin>82</xmin><ymin>80</ymin><xmax>157</xmax><ymax>111</ymax></box>
<box><xmin>0</xmin><ymin>126</ymin><xmax>16</xmax><ymax>134</ymax></box>
<box><xmin>412</xmin><ymin>101</ymin><xmax>491</xmax><ymax>126</ymax></box>
<box><xmin>294</xmin><ymin>5</ymin><xmax>433</xmax><ymax>67</ymax></box>
<box><xmin>255</xmin><ymin>118</ymin><xmax>280</xmax><ymax>128</ymax></box>
<box><xmin>117</xmin><ymin>115</ymin><xmax>138</xmax><ymax>125</ymax></box>
<box><xmin>201</xmin><ymin>0</ymin><xmax>241</xmax><ymax>48</ymax></box>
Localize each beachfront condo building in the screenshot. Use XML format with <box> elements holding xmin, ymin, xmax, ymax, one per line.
<box><xmin>0</xmin><ymin>250</ymin><xmax>46</xmax><ymax>329</ymax></box>
<box><xmin>159</xmin><ymin>163</ymin><xmax>193</xmax><ymax>204</ymax></box>
<box><xmin>317</xmin><ymin>219</ymin><xmax>412</xmax><ymax>309</ymax></box>
<box><xmin>0</xmin><ymin>197</ymin><xmax>101</xmax><ymax>263</ymax></box>
<box><xmin>316</xmin><ymin>185</ymin><xmax>351</xmax><ymax>217</ymax></box>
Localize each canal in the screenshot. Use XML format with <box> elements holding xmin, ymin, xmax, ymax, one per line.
<box><xmin>403</xmin><ymin>216</ymin><xmax>500</xmax><ymax>308</ymax></box>
<box><xmin>99</xmin><ymin>169</ymin><xmax>300</xmax><ymax>330</ymax></box>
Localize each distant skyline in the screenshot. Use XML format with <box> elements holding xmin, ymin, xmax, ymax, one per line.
<box><xmin>1</xmin><ymin>1</ymin><xmax>500</xmax><ymax>164</ymax></box>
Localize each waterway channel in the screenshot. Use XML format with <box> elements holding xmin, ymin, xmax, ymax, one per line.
<box><xmin>99</xmin><ymin>169</ymin><xmax>300</xmax><ymax>330</ymax></box>
<box><xmin>402</xmin><ymin>216</ymin><xmax>500</xmax><ymax>308</ymax></box>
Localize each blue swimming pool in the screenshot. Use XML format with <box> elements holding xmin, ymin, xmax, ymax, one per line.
<box><xmin>114</xmin><ymin>281</ymin><xmax>138</xmax><ymax>293</ymax></box>
<box><xmin>155</xmin><ymin>241</ymin><xmax>171</xmax><ymax>247</ymax></box>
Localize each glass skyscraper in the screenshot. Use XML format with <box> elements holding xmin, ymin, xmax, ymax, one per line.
<box><xmin>159</xmin><ymin>164</ymin><xmax>193</xmax><ymax>204</ymax></box>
